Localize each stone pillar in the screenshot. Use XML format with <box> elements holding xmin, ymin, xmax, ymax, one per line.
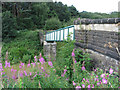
<box><xmin>51</xmin><ymin>42</ymin><xmax>56</xmax><ymax>61</ymax></box>
<box><xmin>43</xmin><ymin>41</ymin><xmax>56</xmax><ymax>61</ymax></box>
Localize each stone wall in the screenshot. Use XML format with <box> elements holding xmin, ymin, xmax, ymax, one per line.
<box><xmin>43</xmin><ymin>41</ymin><xmax>56</xmax><ymax>61</ymax></box>
<box><xmin>40</xmin><ymin>30</ymin><xmax>56</xmax><ymax>61</ymax></box>
<box><xmin>74</xmin><ymin>18</ymin><xmax>120</xmax><ymax>71</ymax></box>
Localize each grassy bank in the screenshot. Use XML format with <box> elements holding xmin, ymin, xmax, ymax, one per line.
<box><xmin>1</xmin><ymin>30</ymin><xmax>43</xmax><ymax>64</ymax></box>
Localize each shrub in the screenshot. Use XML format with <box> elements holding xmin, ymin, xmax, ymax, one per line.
<box><xmin>1</xmin><ymin>31</ymin><xmax>42</xmax><ymax>64</ymax></box>
<box><xmin>44</xmin><ymin>17</ymin><xmax>62</xmax><ymax>30</ymax></box>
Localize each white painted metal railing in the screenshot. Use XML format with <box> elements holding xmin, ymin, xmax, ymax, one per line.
<box><xmin>46</xmin><ymin>25</ymin><xmax>75</xmax><ymax>41</ymax></box>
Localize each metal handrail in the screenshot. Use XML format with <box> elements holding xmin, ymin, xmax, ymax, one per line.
<box><xmin>46</xmin><ymin>25</ymin><xmax>75</xmax><ymax>41</ymax></box>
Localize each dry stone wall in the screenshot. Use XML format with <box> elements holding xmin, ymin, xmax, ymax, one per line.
<box><xmin>74</xmin><ymin>18</ymin><xmax>120</xmax><ymax>71</ymax></box>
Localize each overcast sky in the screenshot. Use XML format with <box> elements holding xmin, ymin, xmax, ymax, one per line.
<box><xmin>53</xmin><ymin>0</ymin><xmax>120</xmax><ymax>13</ymax></box>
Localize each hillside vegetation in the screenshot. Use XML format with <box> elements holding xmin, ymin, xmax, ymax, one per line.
<box><xmin>2</xmin><ymin>2</ymin><xmax>119</xmax><ymax>41</ymax></box>
<box><xmin>1</xmin><ymin>30</ymin><xmax>42</xmax><ymax>64</ymax></box>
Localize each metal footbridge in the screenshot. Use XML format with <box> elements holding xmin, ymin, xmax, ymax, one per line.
<box><xmin>46</xmin><ymin>25</ymin><xmax>75</xmax><ymax>41</ymax></box>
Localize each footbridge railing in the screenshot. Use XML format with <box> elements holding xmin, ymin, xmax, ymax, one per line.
<box><xmin>46</xmin><ymin>25</ymin><xmax>75</xmax><ymax>41</ymax></box>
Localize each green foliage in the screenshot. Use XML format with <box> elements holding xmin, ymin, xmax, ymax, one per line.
<box><xmin>55</xmin><ymin>40</ymin><xmax>75</xmax><ymax>74</ymax></box>
<box><xmin>22</xmin><ymin>54</ymin><xmax>31</xmax><ymax>63</ymax></box>
<box><xmin>74</xmin><ymin>49</ymin><xmax>92</xmax><ymax>71</ymax></box>
<box><xmin>63</xmin><ymin>18</ymin><xmax>77</xmax><ymax>27</ymax></box>
<box><xmin>79</xmin><ymin>11</ymin><xmax>119</xmax><ymax>19</ymax></box>
<box><xmin>2</xmin><ymin>11</ymin><xmax>18</xmax><ymax>40</ymax></box>
<box><xmin>31</xmin><ymin>3</ymin><xmax>49</xmax><ymax>29</ymax></box>
<box><xmin>1</xmin><ymin>54</ymin><xmax>119</xmax><ymax>88</ymax></box>
<box><xmin>68</xmin><ymin>5</ymin><xmax>79</xmax><ymax>17</ymax></box>
<box><xmin>72</xmin><ymin>67</ymin><xmax>119</xmax><ymax>88</ymax></box>
<box><xmin>2</xmin><ymin>2</ymin><xmax>119</xmax><ymax>36</ymax></box>
<box><xmin>1</xmin><ymin>30</ymin><xmax>42</xmax><ymax>64</ymax></box>
<box><xmin>35</xmin><ymin>67</ymin><xmax>69</xmax><ymax>88</ymax></box>
<box><xmin>45</xmin><ymin>17</ymin><xmax>62</xmax><ymax>30</ymax></box>
<box><xmin>47</xmin><ymin>2</ymin><xmax>71</xmax><ymax>22</ymax></box>
<box><xmin>16</xmin><ymin>17</ymin><xmax>35</xmax><ymax>30</ymax></box>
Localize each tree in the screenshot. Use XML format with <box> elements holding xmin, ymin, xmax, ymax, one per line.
<box><xmin>68</xmin><ymin>5</ymin><xmax>79</xmax><ymax>17</ymax></box>
<box><xmin>31</xmin><ymin>3</ymin><xmax>49</xmax><ymax>29</ymax></box>
<box><xmin>45</xmin><ymin>17</ymin><xmax>62</xmax><ymax>30</ymax></box>
<box><xmin>2</xmin><ymin>11</ymin><xmax>17</xmax><ymax>40</ymax></box>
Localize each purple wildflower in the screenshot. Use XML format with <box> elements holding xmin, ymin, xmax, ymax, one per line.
<box><xmin>96</xmin><ymin>79</ymin><xmax>99</xmax><ymax>81</ymax></box>
<box><xmin>19</xmin><ymin>65</ymin><xmax>22</xmax><ymax>69</ymax></box>
<box><xmin>78</xmin><ymin>18</ymin><xmax>80</xmax><ymax>20</ymax></box>
<box><xmin>5</xmin><ymin>61</ymin><xmax>7</xmax><ymax>68</ymax></box>
<box><xmin>102</xmin><ymin>78</ymin><xmax>107</xmax><ymax>84</ymax></box>
<box><xmin>29</xmin><ymin>72</ymin><xmax>32</xmax><ymax>76</ymax></box>
<box><xmin>34</xmin><ymin>56</ymin><xmax>37</xmax><ymax>62</ymax></box>
<box><xmin>43</xmin><ymin>69</ymin><xmax>45</xmax><ymax>72</ymax></box>
<box><xmin>64</xmin><ymin>69</ymin><xmax>67</xmax><ymax>74</ymax></box>
<box><xmin>0</xmin><ymin>63</ymin><xmax>2</xmax><ymax>69</ymax></box>
<box><xmin>24</xmin><ymin>71</ymin><xmax>27</xmax><ymax>76</ymax></box>
<box><xmin>31</xmin><ymin>63</ymin><xmax>36</xmax><ymax>67</ymax></box>
<box><xmin>97</xmin><ymin>82</ymin><xmax>100</xmax><ymax>86</ymax></box>
<box><xmin>45</xmin><ymin>73</ymin><xmax>50</xmax><ymax>77</ymax></box>
<box><xmin>39</xmin><ymin>73</ymin><xmax>42</xmax><ymax>75</ymax></box>
<box><xmin>48</xmin><ymin>61</ymin><xmax>53</xmax><ymax>68</ymax></box>
<box><xmin>8</xmin><ymin>62</ymin><xmax>10</xmax><ymax>67</ymax></box>
<box><xmin>83</xmin><ymin>78</ymin><xmax>85</xmax><ymax>80</ymax></box>
<box><xmin>72</xmin><ymin>81</ymin><xmax>76</xmax><ymax>86</ymax></box>
<box><xmin>12</xmin><ymin>76</ymin><xmax>16</xmax><ymax>79</ymax></box>
<box><xmin>73</xmin><ymin>69</ymin><xmax>75</xmax><ymax>72</ymax></box>
<box><xmin>41</xmin><ymin>67</ymin><xmax>44</xmax><ymax>69</ymax></box>
<box><xmin>94</xmin><ymin>68</ymin><xmax>97</xmax><ymax>71</ymax></box>
<box><xmin>21</xmin><ymin>63</ymin><xmax>24</xmax><ymax>66</ymax></box>
<box><xmin>86</xmin><ymin>79</ymin><xmax>89</xmax><ymax>83</ymax></box>
<box><xmin>5</xmin><ymin>61</ymin><xmax>10</xmax><ymax>68</ymax></box>
<box><xmin>82</xmin><ymin>84</ymin><xmax>85</xmax><ymax>88</ymax></box>
<box><xmin>82</xmin><ymin>66</ymin><xmax>85</xmax><ymax>71</ymax></box>
<box><xmin>74</xmin><ymin>60</ymin><xmax>77</xmax><ymax>63</ymax></box>
<box><xmin>76</xmin><ymin>86</ymin><xmax>81</xmax><ymax>88</ymax></box>
<box><xmin>92</xmin><ymin>84</ymin><xmax>94</xmax><ymax>88</ymax></box>
<box><xmin>94</xmin><ymin>78</ymin><xmax>97</xmax><ymax>81</ymax></box>
<box><xmin>34</xmin><ymin>56</ymin><xmax>37</xmax><ymax>58</ymax></box>
<box><xmin>87</xmin><ymin>85</ymin><xmax>90</xmax><ymax>88</ymax></box>
<box><xmin>72</xmin><ymin>49</ymin><xmax>75</xmax><ymax>57</ymax></box>
<box><xmin>109</xmin><ymin>68</ymin><xmax>113</xmax><ymax>74</ymax></box>
<box><xmin>11</xmin><ymin>68</ymin><xmax>14</xmax><ymax>72</ymax></box>
<box><xmin>39</xmin><ymin>57</ymin><xmax>45</xmax><ymax>64</ymax></box>
<box><xmin>66</xmin><ymin>78</ymin><xmax>69</xmax><ymax>81</ymax></box>
<box><xmin>33</xmin><ymin>74</ymin><xmax>37</xmax><ymax>78</ymax></box>
<box><xmin>14</xmin><ymin>69</ymin><xmax>17</xmax><ymax>73</ymax></box>
<box><xmin>27</xmin><ymin>63</ymin><xmax>31</xmax><ymax>67</ymax></box>
<box><xmin>20</xmin><ymin>72</ymin><xmax>23</xmax><ymax>77</ymax></box>
<box><xmin>101</xmin><ymin>74</ymin><xmax>105</xmax><ymax>78</ymax></box>
<box><xmin>61</xmin><ymin>74</ymin><xmax>64</xmax><ymax>77</ymax></box>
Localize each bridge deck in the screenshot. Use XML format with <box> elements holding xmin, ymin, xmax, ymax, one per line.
<box><xmin>46</xmin><ymin>25</ymin><xmax>75</xmax><ymax>41</ymax></box>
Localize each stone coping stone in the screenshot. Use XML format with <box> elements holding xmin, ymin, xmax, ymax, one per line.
<box><xmin>74</xmin><ymin>18</ymin><xmax>120</xmax><ymax>25</ymax></box>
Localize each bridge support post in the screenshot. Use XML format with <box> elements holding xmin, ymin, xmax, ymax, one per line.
<box><xmin>43</xmin><ymin>41</ymin><xmax>56</xmax><ymax>61</ymax></box>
